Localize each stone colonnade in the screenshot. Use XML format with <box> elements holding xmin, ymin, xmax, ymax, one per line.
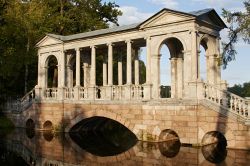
<box><xmin>37</xmin><ymin>32</ymin><xmax>223</xmax><ymax>101</ymax></box>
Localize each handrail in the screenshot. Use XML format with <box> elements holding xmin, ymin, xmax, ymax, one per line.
<box><xmin>21</xmin><ymin>88</ymin><xmax>35</xmax><ymax>102</ymax></box>
<box><xmin>204</xmin><ymin>83</ymin><xmax>249</xmax><ymax>120</ymax></box>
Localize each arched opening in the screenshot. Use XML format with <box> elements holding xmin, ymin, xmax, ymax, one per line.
<box><xmin>26</xmin><ymin>119</ymin><xmax>35</xmax><ymax>129</ymax></box>
<box><xmin>159</xmin><ymin>38</ymin><xmax>184</xmax><ymax>98</ymax></box>
<box><xmin>159</xmin><ymin>129</ymin><xmax>180</xmax><ymax>142</ymax></box>
<box><xmin>199</xmin><ymin>38</ymin><xmax>208</xmax><ymax>82</ymax></box>
<box><xmin>201</xmin><ymin>131</ymin><xmax>227</xmax><ymax>163</ymax></box>
<box><xmin>43</xmin><ymin>121</ymin><xmax>53</xmax><ymax>131</ymax></box>
<box><xmin>69</xmin><ymin>116</ymin><xmax>137</xmax><ymax>156</ymax></box>
<box><xmin>46</xmin><ymin>55</ymin><xmax>58</xmax><ymax>88</ymax></box>
<box><xmin>158</xmin><ymin>129</ymin><xmax>181</xmax><ymax>158</ymax></box>
<box><xmin>26</xmin><ymin>119</ymin><xmax>35</xmax><ymax>139</ymax></box>
<box><xmin>43</xmin><ymin>131</ymin><xmax>54</xmax><ymax>142</ymax></box>
<box><xmin>67</xmin><ymin>56</ymin><xmax>76</xmax><ymax>87</ymax></box>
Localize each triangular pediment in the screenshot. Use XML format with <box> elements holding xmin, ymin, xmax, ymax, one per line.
<box><xmin>139</xmin><ymin>9</ymin><xmax>195</xmax><ymax>28</ymax></box>
<box><xmin>36</xmin><ymin>35</ymin><xmax>63</xmax><ymax>47</ymax></box>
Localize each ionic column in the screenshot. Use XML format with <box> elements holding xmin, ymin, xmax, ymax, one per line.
<box><xmin>44</xmin><ymin>66</ymin><xmax>48</xmax><ymax>88</ymax></box>
<box><xmin>177</xmin><ymin>57</ymin><xmax>183</xmax><ymax>98</ymax></box>
<box><xmin>107</xmin><ymin>43</ymin><xmax>113</xmax><ymax>85</ymax></box>
<box><xmin>118</xmin><ymin>54</ymin><xmax>123</xmax><ymax>85</ymax></box>
<box><xmin>83</xmin><ymin>63</ymin><xmax>88</xmax><ymax>87</ymax></box>
<box><xmin>134</xmin><ymin>48</ymin><xmax>139</xmax><ymax>85</ymax></box>
<box><xmin>126</xmin><ymin>40</ymin><xmax>132</xmax><ymax>85</ymax></box>
<box><xmin>206</xmin><ymin>54</ymin><xmax>210</xmax><ymax>83</ymax></box>
<box><xmin>66</xmin><ymin>65</ymin><xmax>72</xmax><ymax>87</ymax></box>
<box><xmin>90</xmin><ymin>46</ymin><xmax>96</xmax><ymax>86</ymax></box>
<box><xmin>191</xmin><ymin>30</ymin><xmax>198</xmax><ymax>81</ymax></box>
<box><xmin>216</xmin><ymin>37</ymin><xmax>221</xmax><ymax>85</ymax></box>
<box><xmin>170</xmin><ymin>58</ymin><xmax>177</xmax><ymax>98</ymax></box>
<box><xmin>146</xmin><ymin>37</ymin><xmax>151</xmax><ymax>84</ymax></box>
<box><xmin>60</xmin><ymin>50</ymin><xmax>66</xmax><ymax>87</ymax></box>
<box><xmin>103</xmin><ymin>55</ymin><xmax>107</xmax><ymax>86</ymax></box>
<box><xmin>75</xmin><ymin>48</ymin><xmax>81</xmax><ymax>87</ymax></box>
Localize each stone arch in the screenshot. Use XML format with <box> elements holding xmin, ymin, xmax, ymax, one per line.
<box><xmin>198</xmin><ymin>34</ymin><xmax>216</xmax><ymax>82</ymax></box>
<box><xmin>201</xmin><ymin>131</ymin><xmax>227</xmax><ymax>146</ymax></box>
<box><xmin>43</xmin><ymin>120</ymin><xmax>53</xmax><ymax>130</ymax></box>
<box><xmin>201</xmin><ymin>131</ymin><xmax>227</xmax><ymax>164</ymax></box>
<box><xmin>159</xmin><ymin>129</ymin><xmax>180</xmax><ymax>142</ymax></box>
<box><xmin>26</xmin><ymin>118</ymin><xmax>35</xmax><ymax>129</ymax></box>
<box><xmin>65</xmin><ymin>109</ymin><xmax>134</xmax><ymax>137</ymax></box>
<box><xmin>45</xmin><ymin>55</ymin><xmax>58</xmax><ymax>88</ymax></box>
<box><xmin>199</xmin><ymin>123</ymin><xmax>234</xmax><ymax>147</ymax></box>
<box><xmin>43</xmin><ymin>131</ymin><xmax>54</xmax><ymax>142</ymax></box>
<box><xmin>156</xmin><ymin>35</ymin><xmax>185</xmax><ymax>99</ymax></box>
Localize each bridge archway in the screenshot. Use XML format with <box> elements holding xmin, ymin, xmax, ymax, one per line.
<box><xmin>69</xmin><ymin>116</ymin><xmax>137</xmax><ymax>156</ymax></box>
<box><xmin>43</xmin><ymin>120</ymin><xmax>53</xmax><ymax>130</ymax></box>
<box><xmin>158</xmin><ymin>37</ymin><xmax>184</xmax><ymax>98</ymax></box>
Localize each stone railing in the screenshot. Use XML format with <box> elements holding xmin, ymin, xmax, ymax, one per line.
<box><xmin>204</xmin><ymin>83</ymin><xmax>249</xmax><ymax>120</ymax></box>
<box><xmin>65</xmin><ymin>88</ymin><xmax>74</xmax><ymax>99</ymax></box>
<box><xmin>131</xmin><ymin>85</ymin><xmax>144</xmax><ymax>100</ymax></box>
<box><xmin>44</xmin><ymin>88</ymin><xmax>58</xmax><ymax>99</ymax></box>
<box><xmin>20</xmin><ymin>88</ymin><xmax>36</xmax><ymax>110</ymax></box>
<box><xmin>40</xmin><ymin>84</ymin><xmax>150</xmax><ymax>101</ymax></box>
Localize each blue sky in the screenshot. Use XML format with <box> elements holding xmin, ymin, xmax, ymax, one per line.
<box><xmin>105</xmin><ymin>0</ymin><xmax>250</xmax><ymax>86</ymax></box>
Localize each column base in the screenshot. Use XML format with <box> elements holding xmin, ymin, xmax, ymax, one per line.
<box><xmin>142</xmin><ymin>84</ymin><xmax>152</xmax><ymax>100</ymax></box>
<box><xmin>187</xmin><ymin>80</ymin><xmax>204</xmax><ymax>100</ymax></box>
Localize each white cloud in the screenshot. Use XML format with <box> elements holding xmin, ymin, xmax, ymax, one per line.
<box><xmin>149</xmin><ymin>0</ymin><xmax>179</xmax><ymax>9</ymax></box>
<box><xmin>192</xmin><ymin>0</ymin><xmax>245</xmax><ymax>11</ymax></box>
<box><xmin>117</xmin><ymin>6</ymin><xmax>153</xmax><ymax>25</ymax></box>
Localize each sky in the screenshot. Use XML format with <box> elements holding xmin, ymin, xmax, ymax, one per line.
<box><xmin>104</xmin><ymin>0</ymin><xmax>250</xmax><ymax>86</ymax></box>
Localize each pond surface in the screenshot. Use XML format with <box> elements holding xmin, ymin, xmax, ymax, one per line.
<box><xmin>0</xmin><ymin>128</ymin><xmax>249</xmax><ymax>166</ymax></box>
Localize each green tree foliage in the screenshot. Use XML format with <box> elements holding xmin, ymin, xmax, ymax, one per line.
<box><xmin>0</xmin><ymin>0</ymin><xmax>122</xmax><ymax>101</ymax></box>
<box><xmin>228</xmin><ymin>82</ymin><xmax>250</xmax><ymax>97</ymax></box>
<box><xmin>221</xmin><ymin>0</ymin><xmax>250</xmax><ymax>68</ymax></box>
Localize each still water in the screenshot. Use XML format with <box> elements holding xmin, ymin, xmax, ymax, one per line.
<box><xmin>0</xmin><ymin>128</ymin><xmax>249</xmax><ymax>166</ymax></box>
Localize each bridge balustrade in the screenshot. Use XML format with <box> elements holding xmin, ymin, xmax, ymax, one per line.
<box><xmin>40</xmin><ymin>85</ymin><xmax>148</xmax><ymax>101</ymax></box>
<box><xmin>44</xmin><ymin>88</ymin><xmax>58</xmax><ymax>99</ymax></box>
<box><xmin>204</xmin><ymin>83</ymin><xmax>249</xmax><ymax>120</ymax></box>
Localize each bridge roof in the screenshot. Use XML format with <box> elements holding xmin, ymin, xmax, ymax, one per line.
<box><xmin>45</xmin><ymin>8</ymin><xmax>226</xmax><ymax>43</ymax></box>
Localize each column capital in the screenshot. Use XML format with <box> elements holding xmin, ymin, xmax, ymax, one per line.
<box><xmin>74</xmin><ymin>47</ymin><xmax>83</xmax><ymax>52</ymax></box>
<box><xmin>107</xmin><ymin>43</ymin><xmax>114</xmax><ymax>46</ymax></box>
<box><xmin>90</xmin><ymin>45</ymin><xmax>97</xmax><ymax>49</ymax></box>
<box><xmin>125</xmin><ymin>39</ymin><xmax>133</xmax><ymax>44</ymax></box>
<box><xmin>144</xmin><ymin>36</ymin><xmax>151</xmax><ymax>40</ymax></box>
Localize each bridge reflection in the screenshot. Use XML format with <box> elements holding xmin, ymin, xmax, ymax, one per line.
<box><xmin>0</xmin><ymin>129</ymin><xmax>249</xmax><ymax>165</ymax></box>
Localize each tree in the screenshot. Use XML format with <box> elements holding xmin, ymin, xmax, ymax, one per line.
<box><xmin>221</xmin><ymin>0</ymin><xmax>250</xmax><ymax>68</ymax></box>
<box><xmin>228</xmin><ymin>82</ymin><xmax>250</xmax><ymax>97</ymax></box>
<box><xmin>0</xmin><ymin>0</ymin><xmax>122</xmax><ymax>101</ymax></box>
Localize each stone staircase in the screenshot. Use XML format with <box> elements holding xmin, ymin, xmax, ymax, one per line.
<box><xmin>202</xmin><ymin>83</ymin><xmax>250</xmax><ymax>125</ymax></box>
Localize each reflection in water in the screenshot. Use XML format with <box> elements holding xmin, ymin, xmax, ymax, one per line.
<box><xmin>0</xmin><ymin>129</ymin><xmax>249</xmax><ymax>165</ymax></box>
<box><xmin>202</xmin><ymin>142</ymin><xmax>227</xmax><ymax>164</ymax></box>
<box><xmin>25</xmin><ymin>128</ymin><xmax>35</xmax><ymax>139</ymax></box>
<box><xmin>43</xmin><ymin>130</ymin><xmax>54</xmax><ymax>142</ymax></box>
<box><xmin>159</xmin><ymin>139</ymin><xmax>181</xmax><ymax>158</ymax></box>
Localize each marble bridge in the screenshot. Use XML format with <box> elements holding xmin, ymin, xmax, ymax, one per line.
<box><xmin>6</xmin><ymin>8</ymin><xmax>250</xmax><ymax>149</ymax></box>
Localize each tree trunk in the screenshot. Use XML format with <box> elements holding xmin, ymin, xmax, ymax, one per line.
<box><xmin>59</xmin><ymin>0</ymin><xmax>64</xmax><ymax>35</ymax></box>
<box><xmin>24</xmin><ymin>36</ymin><xmax>30</xmax><ymax>94</ymax></box>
